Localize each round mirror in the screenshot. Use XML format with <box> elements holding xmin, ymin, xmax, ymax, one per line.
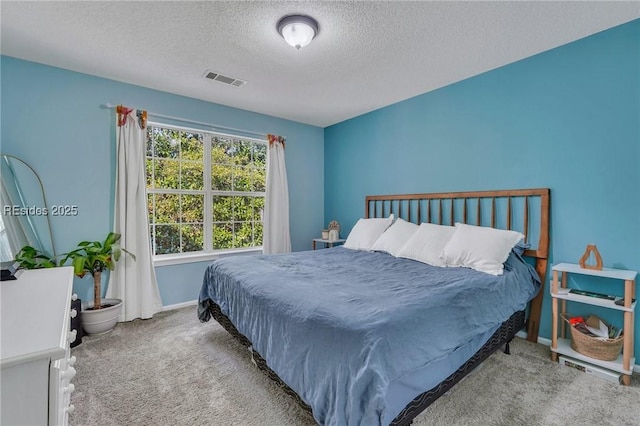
<box><xmin>0</xmin><ymin>154</ymin><xmax>56</xmax><ymax>262</ymax></box>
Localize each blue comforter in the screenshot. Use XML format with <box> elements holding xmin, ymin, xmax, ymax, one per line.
<box><xmin>198</xmin><ymin>247</ymin><xmax>539</xmax><ymax>425</ymax></box>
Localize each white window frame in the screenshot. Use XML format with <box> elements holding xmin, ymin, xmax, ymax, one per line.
<box><xmin>146</xmin><ymin>122</ymin><xmax>266</xmax><ymax>266</ymax></box>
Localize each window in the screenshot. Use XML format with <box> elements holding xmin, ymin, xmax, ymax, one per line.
<box><xmin>146</xmin><ymin>124</ymin><xmax>266</xmax><ymax>257</ymax></box>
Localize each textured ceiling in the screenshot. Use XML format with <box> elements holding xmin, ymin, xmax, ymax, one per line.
<box><xmin>1</xmin><ymin>1</ymin><xmax>639</xmax><ymax>127</ymax></box>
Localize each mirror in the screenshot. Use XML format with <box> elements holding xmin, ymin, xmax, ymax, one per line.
<box><xmin>0</xmin><ymin>154</ymin><xmax>56</xmax><ymax>262</ymax></box>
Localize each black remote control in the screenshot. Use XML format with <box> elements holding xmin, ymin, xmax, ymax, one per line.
<box><xmin>615</xmin><ymin>297</ymin><xmax>636</xmax><ymax>306</ymax></box>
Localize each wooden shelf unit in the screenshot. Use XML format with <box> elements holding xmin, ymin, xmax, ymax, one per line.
<box><xmin>550</xmin><ymin>262</ymin><xmax>636</xmax><ymax>385</ymax></box>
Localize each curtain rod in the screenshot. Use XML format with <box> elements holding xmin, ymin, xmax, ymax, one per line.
<box><xmin>103</xmin><ymin>103</ymin><xmax>276</xmax><ymax>139</ymax></box>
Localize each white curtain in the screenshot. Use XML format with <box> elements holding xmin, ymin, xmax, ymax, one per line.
<box><xmin>263</xmin><ymin>134</ymin><xmax>291</xmax><ymax>254</ymax></box>
<box><xmin>107</xmin><ymin>106</ymin><xmax>162</xmax><ymax>321</ymax></box>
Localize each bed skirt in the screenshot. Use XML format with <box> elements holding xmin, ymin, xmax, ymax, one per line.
<box><xmin>201</xmin><ymin>299</ymin><xmax>525</xmax><ymax>425</ymax></box>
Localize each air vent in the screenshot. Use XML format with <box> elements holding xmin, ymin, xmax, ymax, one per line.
<box><xmin>203</xmin><ymin>70</ymin><xmax>247</xmax><ymax>87</ymax></box>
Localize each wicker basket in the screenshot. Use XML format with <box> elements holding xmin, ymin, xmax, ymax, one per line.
<box><xmin>562</xmin><ymin>314</ymin><xmax>623</xmax><ymax>361</ymax></box>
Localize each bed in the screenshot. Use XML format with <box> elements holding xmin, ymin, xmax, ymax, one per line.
<box><xmin>198</xmin><ymin>188</ymin><xmax>550</xmax><ymax>425</ymax></box>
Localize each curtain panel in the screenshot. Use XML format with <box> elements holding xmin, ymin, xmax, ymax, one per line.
<box><xmin>107</xmin><ymin>106</ymin><xmax>162</xmax><ymax>321</ymax></box>
<box><xmin>263</xmin><ymin>134</ymin><xmax>291</xmax><ymax>254</ymax></box>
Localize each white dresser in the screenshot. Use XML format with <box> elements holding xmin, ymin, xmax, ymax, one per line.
<box><xmin>1</xmin><ymin>266</ymin><xmax>77</xmax><ymax>426</ymax></box>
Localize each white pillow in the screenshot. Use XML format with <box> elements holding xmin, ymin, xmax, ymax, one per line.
<box><xmin>441</xmin><ymin>223</ymin><xmax>524</xmax><ymax>275</ymax></box>
<box><xmin>397</xmin><ymin>223</ymin><xmax>456</xmax><ymax>267</ymax></box>
<box><xmin>343</xmin><ymin>214</ymin><xmax>394</xmax><ymax>251</ymax></box>
<box><xmin>370</xmin><ymin>218</ymin><xmax>419</xmax><ymax>257</ymax></box>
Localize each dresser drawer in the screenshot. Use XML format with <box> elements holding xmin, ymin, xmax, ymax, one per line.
<box><xmin>51</xmin><ymin>347</ymin><xmax>77</xmax><ymax>426</ymax></box>
<box><xmin>50</xmin><ymin>300</ymin><xmax>78</xmax><ymax>426</ymax></box>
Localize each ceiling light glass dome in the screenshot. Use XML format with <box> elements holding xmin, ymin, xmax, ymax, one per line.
<box><xmin>277</xmin><ymin>15</ymin><xmax>319</xmax><ymax>50</ymax></box>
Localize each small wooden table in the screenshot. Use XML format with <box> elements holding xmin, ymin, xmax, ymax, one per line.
<box><xmin>312</xmin><ymin>238</ymin><xmax>345</xmax><ymax>250</ymax></box>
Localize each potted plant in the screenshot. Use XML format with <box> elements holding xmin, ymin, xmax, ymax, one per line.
<box><xmin>60</xmin><ymin>232</ymin><xmax>134</xmax><ymax>334</ymax></box>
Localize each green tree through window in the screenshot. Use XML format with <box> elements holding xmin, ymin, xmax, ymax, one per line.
<box><xmin>146</xmin><ymin>125</ymin><xmax>266</xmax><ymax>256</ymax></box>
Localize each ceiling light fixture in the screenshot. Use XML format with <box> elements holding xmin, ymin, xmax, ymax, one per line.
<box><xmin>277</xmin><ymin>15</ymin><xmax>319</xmax><ymax>50</ymax></box>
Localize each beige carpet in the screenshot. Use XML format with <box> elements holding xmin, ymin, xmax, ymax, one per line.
<box><xmin>70</xmin><ymin>306</ymin><xmax>640</xmax><ymax>426</ymax></box>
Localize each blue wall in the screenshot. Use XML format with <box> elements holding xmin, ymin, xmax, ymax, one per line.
<box><xmin>1</xmin><ymin>56</ymin><xmax>324</xmax><ymax>305</ymax></box>
<box><xmin>325</xmin><ymin>21</ymin><xmax>640</xmax><ymax>353</ymax></box>
<box><xmin>2</xmin><ymin>19</ymin><xmax>639</xmax><ymax>357</ymax></box>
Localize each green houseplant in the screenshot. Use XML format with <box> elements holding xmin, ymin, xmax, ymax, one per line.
<box><xmin>61</xmin><ymin>232</ymin><xmax>135</xmax><ymax>310</ymax></box>
<box><xmin>60</xmin><ymin>232</ymin><xmax>135</xmax><ymax>334</ymax></box>
<box><xmin>14</xmin><ymin>245</ymin><xmax>57</xmax><ymax>269</ymax></box>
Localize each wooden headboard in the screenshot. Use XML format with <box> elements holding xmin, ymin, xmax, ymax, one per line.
<box><xmin>365</xmin><ymin>188</ymin><xmax>550</xmax><ymax>342</ymax></box>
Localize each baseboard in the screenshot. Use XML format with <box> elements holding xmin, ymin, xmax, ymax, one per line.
<box><xmin>516</xmin><ymin>330</ymin><xmax>640</xmax><ymax>374</ymax></box>
<box><xmin>162</xmin><ymin>300</ymin><xmax>198</xmax><ymax>311</ymax></box>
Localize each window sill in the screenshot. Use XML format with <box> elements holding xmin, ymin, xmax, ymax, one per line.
<box><xmin>153</xmin><ymin>247</ymin><xmax>263</xmax><ymax>267</ymax></box>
